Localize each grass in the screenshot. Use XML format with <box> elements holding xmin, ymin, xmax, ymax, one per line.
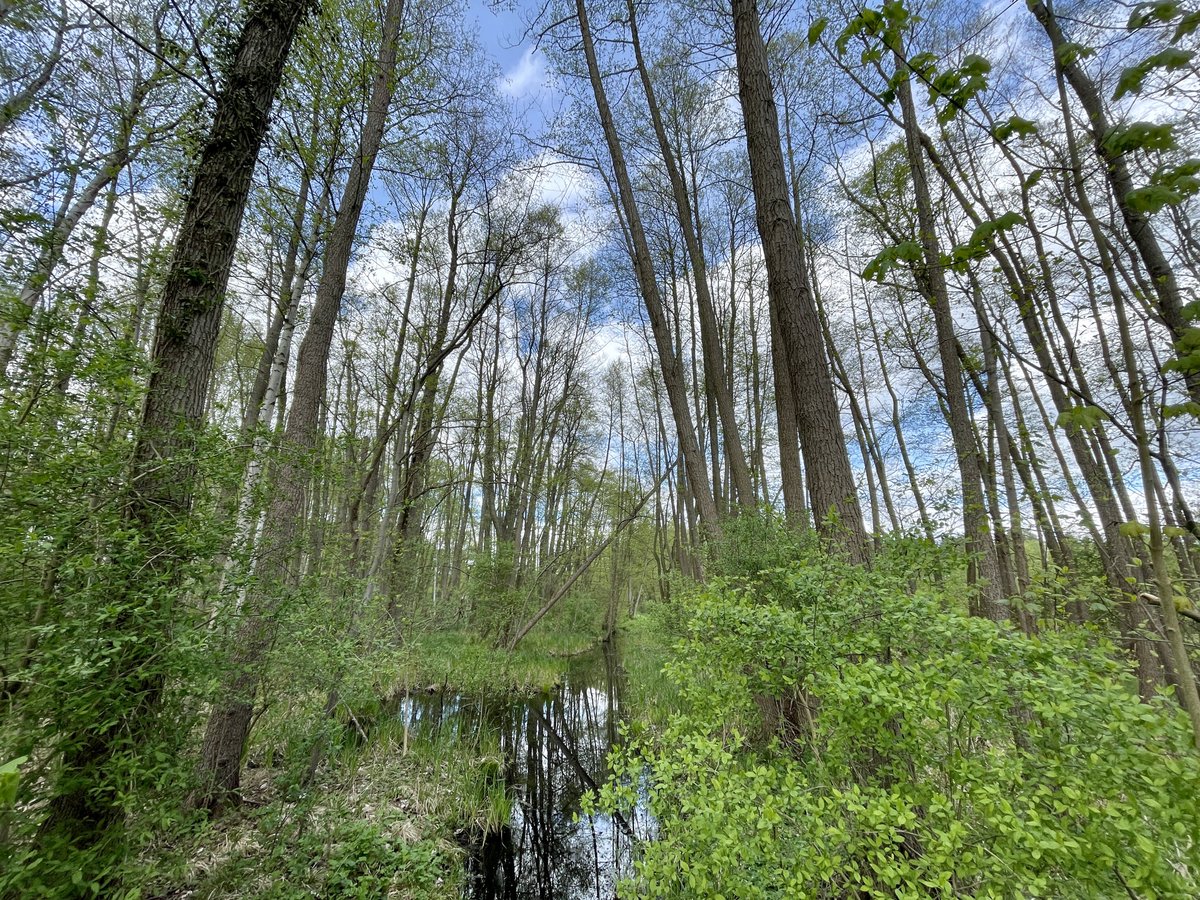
<box><xmin>142</xmin><ymin>735</ymin><xmax>467</xmax><ymax>899</ymax></box>
<box><xmin>386</xmin><ymin>629</ymin><xmax>594</xmax><ymax>699</ymax></box>
<box><xmin>617</xmin><ymin>605</ymin><xmax>680</xmax><ymax>727</ymax></box>
<box><xmin>139</xmin><ymin>609</ymin><xmax>675</xmax><ymax>898</ymax></box>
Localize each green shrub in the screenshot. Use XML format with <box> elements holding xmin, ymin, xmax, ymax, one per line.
<box><xmin>595</xmin><ymin>549</ymin><xmax>1200</xmax><ymax>899</ymax></box>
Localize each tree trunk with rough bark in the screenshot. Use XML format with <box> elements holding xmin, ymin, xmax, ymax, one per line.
<box><xmin>40</xmin><ymin>0</ymin><xmax>311</xmax><ymax>849</ymax></box>
<box><xmin>575</xmin><ymin>0</ymin><xmax>720</xmax><ymax>535</ymax></box>
<box><xmin>193</xmin><ymin>0</ymin><xmax>406</xmax><ymax>811</ymax></box>
<box><xmin>892</xmin><ymin>46</ymin><xmax>1003</xmax><ymax>619</ymax></box>
<box><xmin>730</xmin><ymin>0</ymin><xmax>866</xmax><ymax>561</ymax></box>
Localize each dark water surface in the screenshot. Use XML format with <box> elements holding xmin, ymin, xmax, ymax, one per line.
<box><xmin>396</xmin><ymin>640</ymin><xmax>650</xmax><ymax>899</ymax></box>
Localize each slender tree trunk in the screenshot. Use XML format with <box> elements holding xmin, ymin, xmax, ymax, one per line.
<box><xmin>627</xmin><ymin>0</ymin><xmax>754</xmax><ymax>510</ymax></box>
<box><xmin>575</xmin><ymin>0</ymin><xmax>719</xmax><ymax>535</ymax></box>
<box><xmin>892</xmin><ymin>47</ymin><xmax>1002</xmax><ymax>618</ymax></box>
<box><xmin>1030</xmin><ymin>0</ymin><xmax>1200</xmax><ymax>404</ymax></box>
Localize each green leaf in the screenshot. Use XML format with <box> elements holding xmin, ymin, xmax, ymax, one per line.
<box><xmin>808</xmin><ymin>17</ymin><xmax>828</xmax><ymax>47</ymax></box>
<box><xmin>1128</xmin><ymin>1</ymin><xmax>1182</xmax><ymax>30</ymax></box>
<box><xmin>1162</xmin><ymin>401</ymin><xmax>1200</xmax><ymax>418</ymax></box>
<box><xmin>973</xmin><ymin>210</ymin><xmax>1025</xmax><ymax>240</ymax></box>
<box><xmin>1114</xmin><ymin>48</ymin><xmax>1194</xmax><ymax>100</ymax></box>
<box><xmin>0</xmin><ymin>755</ymin><xmax>27</xmax><ymax>807</ymax></box>
<box><xmin>908</xmin><ymin>51</ymin><xmax>938</xmax><ymax>78</ymax></box>
<box><xmin>862</xmin><ymin>241</ymin><xmax>924</xmax><ymax>281</ymax></box>
<box><xmin>929</xmin><ymin>54</ymin><xmax>993</xmax><ymax>122</ymax></box>
<box><xmin>1055</xmin><ymin>404</ymin><xmax>1108</xmax><ymax>433</ymax></box>
<box><xmin>993</xmin><ymin>115</ymin><xmax>1039</xmax><ymax>141</ymax></box>
<box><xmin>1119</xmin><ymin>521</ymin><xmax>1150</xmax><ymax>537</ymax></box>
<box><xmin>946</xmin><ymin>211</ymin><xmax>1025</xmax><ymax>271</ymax></box>
<box><xmin>1126</xmin><ymin>184</ymin><xmax>1184</xmax><ymax>213</ymax></box>
<box><xmin>1173</xmin><ymin>10</ymin><xmax>1200</xmax><ymax>41</ymax></box>
<box><xmin>1055</xmin><ymin>41</ymin><xmax>1095</xmax><ymax>67</ymax></box>
<box><xmin>1103</xmin><ymin>121</ymin><xmax>1177</xmax><ymax>155</ymax></box>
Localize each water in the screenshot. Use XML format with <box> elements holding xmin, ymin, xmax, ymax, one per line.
<box><xmin>396</xmin><ymin>640</ymin><xmax>650</xmax><ymax>899</ymax></box>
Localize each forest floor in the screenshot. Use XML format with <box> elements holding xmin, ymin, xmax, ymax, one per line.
<box><xmin>145</xmin><ymin>623</ymin><xmax>653</xmax><ymax>899</ymax></box>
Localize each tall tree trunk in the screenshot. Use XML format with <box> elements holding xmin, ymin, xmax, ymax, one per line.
<box><xmin>193</xmin><ymin>0</ymin><xmax>406</xmax><ymax>810</ymax></box>
<box><xmin>1029</xmin><ymin>0</ymin><xmax>1200</xmax><ymax>405</ymax></box>
<box><xmin>730</xmin><ymin>0</ymin><xmax>866</xmax><ymax>561</ymax></box>
<box><xmin>892</xmin><ymin>47</ymin><xmax>1003</xmax><ymax>618</ymax></box>
<box><xmin>575</xmin><ymin>0</ymin><xmax>720</xmax><ymax>535</ymax></box>
<box><xmin>40</xmin><ymin>0</ymin><xmax>310</xmax><ymax>849</ymax></box>
<box><xmin>626</xmin><ymin>0</ymin><xmax>755</xmax><ymax>510</ymax></box>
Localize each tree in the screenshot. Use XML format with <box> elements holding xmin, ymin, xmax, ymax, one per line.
<box><xmin>573</xmin><ymin>0</ymin><xmax>721</xmax><ymax>535</ymax></box>
<box><xmin>36</xmin><ymin>0</ymin><xmax>312</xmax><ymax>860</ymax></box>
<box><xmin>194</xmin><ymin>0</ymin><xmax>408</xmax><ymax>810</ymax></box>
<box><xmin>730</xmin><ymin>0</ymin><xmax>867</xmax><ymax>562</ymax></box>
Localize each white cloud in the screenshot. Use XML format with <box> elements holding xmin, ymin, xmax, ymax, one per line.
<box><xmin>527</xmin><ymin>153</ymin><xmax>591</xmax><ymax>210</ymax></box>
<box><xmin>499</xmin><ymin>47</ymin><xmax>547</xmax><ymax>98</ymax></box>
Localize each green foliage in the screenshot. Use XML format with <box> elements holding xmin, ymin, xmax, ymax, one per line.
<box><xmin>1054</xmin><ymin>403</ymin><xmax>1109</xmax><ymax>434</ymax></box>
<box><xmin>807</xmin><ymin>17</ymin><xmax>828</xmax><ymax>47</ymax></box>
<box><xmin>1162</xmin><ymin>400</ymin><xmax>1200</xmax><ymax>418</ymax></box>
<box><xmin>1119</xmin><ymin>521</ymin><xmax>1151</xmax><ymax>538</ymax></box>
<box><xmin>835</xmin><ymin>0</ymin><xmax>917</xmax><ymax>67</ymax></box>
<box><xmin>1128</xmin><ymin>1</ymin><xmax>1185</xmax><ymax>31</ymax></box>
<box><xmin>0</xmin><ymin>331</ymin><xmax>236</xmax><ymax>895</ymax></box>
<box><xmin>392</xmin><ymin>631</ymin><xmax>569</xmax><ymax>697</ymax></box>
<box><xmin>863</xmin><ymin>240</ymin><xmax>924</xmax><ymax>282</ymax></box>
<box><xmin>1128</xmin><ymin>182</ymin><xmax>1190</xmax><ymax>213</ymax></box>
<box><xmin>186</xmin><ymin>807</ymin><xmax>456</xmax><ymax>900</ymax></box>
<box><xmin>927</xmin><ymin>54</ymin><xmax>992</xmax><ymax>123</ymax></box>
<box><xmin>945</xmin><ymin>211</ymin><xmax>1024</xmax><ymax>271</ymax></box>
<box><xmin>1114</xmin><ymin>48</ymin><xmax>1194</xmax><ymax>100</ymax></box>
<box><xmin>834</xmin><ymin>1</ymin><xmax>991</xmax><ymax>122</ymax></box>
<box><xmin>465</xmin><ymin>543</ymin><xmax>526</xmax><ymax>645</ymax></box>
<box><xmin>1103</xmin><ymin>121</ymin><xmax>1178</xmax><ymax>156</ymax></box>
<box><xmin>991</xmin><ymin>114</ymin><xmax>1039</xmax><ymax>141</ymax></box>
<box><xmin>703</xmin><ymin>510</ymin><xmax>808</xmax><ymax>584</ymax></box>
<box><xmin>594</xmin><ymin>546</ymin><xmax>1200</xmax><ymax>898</ymax></box>
<box><xmin>250</xmin><ymin>820</ymin><xmax>452</xmax><ymax>899</ymax></box>
<box><xmin>1126</xmin><ymin>158</ymin><xmax>1200</xmax><ymax>214</ymax></box>
<box><xmin>1175</xmin><ymin>10</ymin><xmax>1200</xmax><ymax>41</ymax></box>
<box><xmin>1054</xmin><ymin>41</ymin><xmax>1096</xmax><ymax>67</ymax></box>
<box><xmin>1165</xmin><ymin>325</ymin><xmax>1200</xmax><ymax>378</ymax></box>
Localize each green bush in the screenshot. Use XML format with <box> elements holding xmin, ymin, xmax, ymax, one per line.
<box><xmin>595</xmin><ymin>548</ymin><xmax>1200</xmax><ymax>899</ymax></box>
<box><xmin>200</xmin><ymin>814</ymin><xmax>454</xmax><ymax>900</ymax></box>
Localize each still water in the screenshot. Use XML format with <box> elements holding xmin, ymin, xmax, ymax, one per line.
<box><xmin>395</xmin><ymin>640</ymin><xmax>650</xmax><ymax>899</ymax></box>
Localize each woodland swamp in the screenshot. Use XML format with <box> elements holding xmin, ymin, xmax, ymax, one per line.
<box><xmin>4</xmin><ymin>0</ymin><xmax>1200</xmax><ymax>897</ymax></box>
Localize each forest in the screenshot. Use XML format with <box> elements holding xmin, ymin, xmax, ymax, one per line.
<box><xmin>3</xmin><ymin>0</ymin><xmax>1200</xmax><ymax>896</ymax></box>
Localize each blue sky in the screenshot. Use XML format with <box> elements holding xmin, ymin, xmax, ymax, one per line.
<box><xmin>466</xmin><ymin>0</ymin><xmax>542</xmax><ymax>91</ymax></box>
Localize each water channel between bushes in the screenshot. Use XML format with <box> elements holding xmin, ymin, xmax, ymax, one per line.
<box><xmin>394</xmin><ymin>640</ymin><xmax>653</xmax><ymax>899</ymax></box>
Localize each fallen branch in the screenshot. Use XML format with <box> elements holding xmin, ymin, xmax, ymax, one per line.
<box><xmin>508</xmin><ymin>462</ymin><xmax>674</xmax><ymax>650</ymax></box>
<box><xmin>1139</xmin><ymin>591</ymin><xmax>1200</xmax><ymax>625</ymax></box>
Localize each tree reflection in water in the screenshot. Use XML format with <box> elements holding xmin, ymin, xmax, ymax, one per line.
<box><xmin>398</xmin><ymin>640</ymin><xmax>649</xmax><ymax>899</ymax></box>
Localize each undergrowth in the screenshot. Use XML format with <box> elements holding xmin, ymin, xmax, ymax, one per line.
<box><xmin>591</xmin><ymin>527</ymin><xmax>1200</xmax><ymax>899</ymax></box>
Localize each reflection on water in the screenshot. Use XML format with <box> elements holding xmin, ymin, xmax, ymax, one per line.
<box><xmin>395</xmin><ymin>640</ymin><xmax>648</xmax><ymax>899</ymax></box>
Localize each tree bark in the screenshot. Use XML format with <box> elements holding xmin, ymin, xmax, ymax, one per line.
<box><xmin>626</xmin><ymin>0</ymin><xmax>755</xmax><ymax>510</ymax></box>
<box><xmin>194</xmin><ymin>0</ymin><xmax>406</xmax><ymax>810</ymax></box>
<box><xmin>575</xmin><ymin>0</ymin><xmax>720</xmax><ymax>535</ymax></box>
<box><xmin>730</xmin><ymin>0</ymin><xmax>866</xmax><ymax>561</ymax></box>
<box><xmin>1029</xmin><ymin>0</ymin><xmax>1200</xmax><ymax>405</ymax></box>
<box><xmin>891</xmin><ymin>47</ymin><xmax>1003</xmax><ymax>619</ymax></box>
<box><xmin>40</xmin><ymin>0</ymin><xmax>311</xmax><ymax>848</ymax></box>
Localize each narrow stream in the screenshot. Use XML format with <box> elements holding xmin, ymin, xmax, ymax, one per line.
<box><xmin>396</xmin><ymin>640</ymin><xmax>650</xmax><ymax>898</ymax></box>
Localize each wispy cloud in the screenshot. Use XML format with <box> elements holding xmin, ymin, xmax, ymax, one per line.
<box><xmin>499</xmin><ymin>47</ymin><xmax>547</xmax><ymax>98</ymax></box>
